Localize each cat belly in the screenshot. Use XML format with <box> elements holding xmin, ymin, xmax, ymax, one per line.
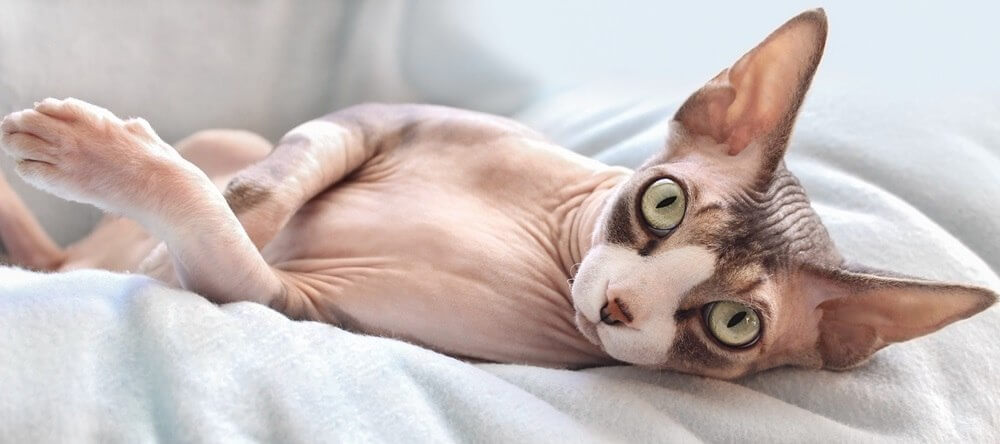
<box><xmin>259</xmin><ymin>176</ymin><xmax>612</xmax><ymax>367</ymax></box>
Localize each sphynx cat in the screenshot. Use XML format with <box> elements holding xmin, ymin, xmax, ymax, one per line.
<box><xmin>1</xmin><ymin>9</ymin><xmax>995</xmax><ymax>379</ymax></box>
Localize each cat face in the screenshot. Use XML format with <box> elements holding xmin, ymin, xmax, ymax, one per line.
<box><xmin>571</xmin><ymin>9</ymin><xmax>997</xmax><ymax>378</ymax></box>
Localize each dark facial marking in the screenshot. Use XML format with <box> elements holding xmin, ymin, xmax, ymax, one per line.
<box><xmin>674</xmin><ymin>307</ymin><xmax>699</xmax><ymax>322</ymax></box>
<box><xmin>711</xmin><ymin>165</ymin><xmax>840</xmax><ymax>272</ymax></box>
<box><xmin>671</xmin><ymin>325</ymin><xmax>730</xmax><ymax>369</ymax></box>
<box><xmin>605</xmin><ymin>194</ymin><xmax>637</xmax><ymax>245</ymax></box>
<box><xmin>224</xmin><ymin>178</ymin><xmax>272</xmax><ymax>214</ymax></box>
<box><xmin>637</xmin><ymin>240</ymin><xmax>658</xmax><ymax>257</ymax></box>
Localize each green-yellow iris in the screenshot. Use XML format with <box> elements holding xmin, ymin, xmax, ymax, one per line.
<box><xmin>640</xmin><ymin>178</ymin><xmax>686</xmax><ymax>232</ymax></box>
<box><xmin>706</xmin><ymin>301</ymin><xmax>761</xmax><ymax>347</ymax></box>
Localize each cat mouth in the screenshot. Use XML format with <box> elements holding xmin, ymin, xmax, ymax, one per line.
<box><xmin>579</xmin><ymin>280</ymin><xmax>611</xmax><ymax>324</ymax></box>
<box><xmin>574</xmin><ymin>311</ymin><xmax>603</xmax><ymax>346</ymax></box>
<box><xmin>573</xmin><ymin>280</ymin><xmax>634</xmax><ymax>349</ymax></box>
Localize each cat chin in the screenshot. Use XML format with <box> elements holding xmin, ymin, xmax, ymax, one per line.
<box><xmin>574</xmin><ymin>308</ymin><xmax>675</xmax><ymax>366</ymax></box>
<box><xmin>598</xmin><ymin>320</ymin><xmax>676</xmax><ymax>366</ymax></box>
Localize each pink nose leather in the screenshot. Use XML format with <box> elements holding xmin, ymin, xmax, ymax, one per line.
<box><xmin>606</xmin><ymin>298</ymin><xmax>631</xmax><ymax>324</ymax></box>
<box><xmin>601</xmin><ymin>286</ymin><xmax>634</xmax><ymax>324</ymax></box>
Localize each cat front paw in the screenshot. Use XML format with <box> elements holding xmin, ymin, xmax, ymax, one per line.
<box><xmin>0</xmin><ymin>98</ymin><xmax>205</xmax><ymax>215</ymax></box>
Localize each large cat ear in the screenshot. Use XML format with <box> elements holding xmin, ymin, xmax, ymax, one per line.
<box><xmin>670</xmin><ymin>9</ymin><xmax>827</xmax><ymax>173</ymax></box>
<box><xmin>797</xmin><ymin>266</ymin><xmax>997</xmax><ymax>370</ymax></box>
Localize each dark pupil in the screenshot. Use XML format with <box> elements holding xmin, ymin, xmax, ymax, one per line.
<box><xmin>726</xmin><ymin>311</ymin><xmax>747</xmax><ymax>328</ymax></box>
<box><xmin>656</xmin><ymin>196</ymin><xmax>677</xmax><ymax>208</ymax></box>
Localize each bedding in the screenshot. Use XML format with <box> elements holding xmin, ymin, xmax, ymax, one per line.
<box><xmin>1</xmin><ymin>88</ymin><xmax>998</xmax><ymax>442</ymax></box>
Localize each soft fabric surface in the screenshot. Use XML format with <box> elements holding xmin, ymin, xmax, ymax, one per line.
<box><xmin>2</xmin><ymin>88</ymin><xmax>999</xmax><ymax>442</ymax></box>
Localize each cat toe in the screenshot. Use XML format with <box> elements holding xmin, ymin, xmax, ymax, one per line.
<box><xmin>34</xmin><ymin>97</ymin><xmax>117</xmax><ymax>123</ymax></box>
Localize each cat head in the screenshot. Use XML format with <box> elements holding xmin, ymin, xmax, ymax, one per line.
<box><xmin>571</xmin><ymin>9</ymin><xmax>997</xmax><ymax>378</ymax></box>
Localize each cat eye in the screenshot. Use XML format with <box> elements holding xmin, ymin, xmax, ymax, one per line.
<box><xmin>640</xmin><ymin>178</ymin><xmax>686</xmax><ymax>234</ymax></box>
<box><xmin>704</xmin><ymin>301</ymin><xmax>761</xmax><ymax>348</ymax></box>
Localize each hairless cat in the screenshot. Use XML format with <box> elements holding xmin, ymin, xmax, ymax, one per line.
<box><xmin>1</xmin><ymin>9</ymin><xmax>994</xmax><ymax>379</ymax></box>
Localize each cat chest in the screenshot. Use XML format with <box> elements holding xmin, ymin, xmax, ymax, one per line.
<box><xmin>259</xmin><ymin>171</ymin><xmax>605</xmax><ymax>364</ymax></box>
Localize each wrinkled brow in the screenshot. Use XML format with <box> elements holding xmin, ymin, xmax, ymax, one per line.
<box><xmin>710</xmin><ymin>166</ymin><xmax>841</xmax><ymax>272</ymax></box>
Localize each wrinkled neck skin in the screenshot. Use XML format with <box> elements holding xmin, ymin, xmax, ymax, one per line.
<box><xmin>556</xmin><ymin>172</ymin><xmax>627</xmax><ymax>287</ymax></box>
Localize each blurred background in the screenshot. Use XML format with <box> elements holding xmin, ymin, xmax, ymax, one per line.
<box><xmin>1</xmin><ymin>0</ymin><xmax>999</xmax><ymax>246</ymax></box>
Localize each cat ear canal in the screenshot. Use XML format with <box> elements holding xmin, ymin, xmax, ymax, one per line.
<box><xmin>798</xmin><ymin>266</ymin><xmax>997</xmax><ymax>371</ymax></box>
<box><xmin>672</xmin><ymin>9</ymin><xmax>827</xmax><ymax>163</ymax></box>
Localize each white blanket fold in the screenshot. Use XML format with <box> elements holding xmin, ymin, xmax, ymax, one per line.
<box><xmin>2</xmin><ymin>263</ymin><xmax>996</xmax><ymax>442</ymax></box>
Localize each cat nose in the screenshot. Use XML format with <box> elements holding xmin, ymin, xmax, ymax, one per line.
<box><xmin>600</xmin><ymin>297</ymin><xmax>633</xmax><ymax>325</ymax></box>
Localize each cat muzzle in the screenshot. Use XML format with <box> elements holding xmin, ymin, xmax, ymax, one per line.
<box><xmin>600</xmin><ymin>298</ymin><xmax>632</xmax><ymax>325</ymax></box>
